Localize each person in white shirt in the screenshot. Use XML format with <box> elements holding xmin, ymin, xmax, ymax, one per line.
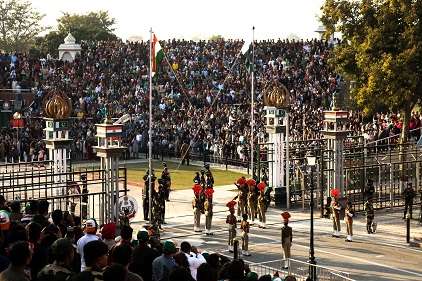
<box><xmin>76</xmin><ymin>219</ymin><xmax>100</xmax><ymax>271</ymax></box>
<box><xmin>180</xmin><ymin>241</ymin><xmax>206</xmax><ymax>280</ymax></box>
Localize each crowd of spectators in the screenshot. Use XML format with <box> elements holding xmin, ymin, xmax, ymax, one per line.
<box><xmin>1</xmin><ymin>38</ymin><xmax>422</xmax><ymax>164</ymax></box>
<box><xmin>0</xmin><ymin>196</ymin><xmax>296</xmax><ymax>281</ymax></box>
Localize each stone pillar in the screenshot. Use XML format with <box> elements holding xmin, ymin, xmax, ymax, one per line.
<box><xmin>322</xmin><ymin>110</ymin><xmax>350</xmax><ymax>196</ymax></box>
<box><xmin>94</xmin><ymin>120</ymin><xmax>126</xmax><ymax>224</ymax></box>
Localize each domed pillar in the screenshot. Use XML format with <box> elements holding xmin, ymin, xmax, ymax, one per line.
<box><xmin>263</xmin><ymin>83</ymin><xmax>290</xmax><ymax>208</ymax></box>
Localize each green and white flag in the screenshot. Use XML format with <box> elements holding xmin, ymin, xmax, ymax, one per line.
<box><xmin>241</xmin><ymin>38</ymin><xmax>254</xmax><ymax>73</ymax></box>
<box><xmin>152</xmin><ymin>33</ymin><xmax>164</xmax><ymax>77</ymax></box>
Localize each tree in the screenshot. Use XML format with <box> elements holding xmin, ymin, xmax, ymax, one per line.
<box><xmin>321</xmin><ymin>0</ymin><xmax>422</xmax><ymax>144</ymax></box>
<box><xmin>0</xmin><ymin>0</ymin><xmax>46</xmax><ymax>52</ymax></box>
<box><xmin>209</xmin><ymin>34</ymin><xmax>224</xmax><ymax>41</ymax></box>
<box><xmin>57</xmin><ymin>11</ymin><xmax>117</xmax><ymax>42</ymax></box>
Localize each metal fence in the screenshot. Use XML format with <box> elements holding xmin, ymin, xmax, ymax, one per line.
<box><xmin>0</xmin><ymin>160</ymin><xmax>127</xmax><ymax>224</ymax></box>
<box><xmin>246</xmin><ymin>259</ymin><xmax>356</xmax><ymax>281</ymax></box>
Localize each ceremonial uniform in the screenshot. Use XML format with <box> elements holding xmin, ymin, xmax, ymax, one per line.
<box><xmin>151</xmin><ymin>185</ymin><xmax>163</xmax><ymax>229</ymax></box>
<box><xmin>344</xmin><ymin>202</ymin><xmax>354</xmax><ymax>242</ymax></box>
<box><xmin>204</xmin><ymin>188</ymin><xmax>214</xmax><ymax>235</ymax></box>
<box><xmin>281</xmin><ymin>212</ymin><xmax>292</xmax><ymax>269</ymax></box>
<box><xmin>364</xmin><ymin>199</ymin><xmax>375</xmax><ymax>234</ymax></box>
<box><xmin>330</xmin><ymin>189</ymin><xmax>341</xmax><ymax>237</ymax></box>
<box><xmin>257</xmin><ymin>182</ymin><xmax>267</xmax><ymax>228</ymax></box>
<box><xmin>161</xmin><ymin>163</ymin><xmax>171</xmax><ymax>201</ymax></box>
<box><xmin>192</xmin><ymin>184</ymin><xmax>203</xmax><ymax>232</ymax></box>
<box><xmin>143</xmin><ymin>171</ymin><xmax>156</xmax><ymax>221</ymax></box>
<box><xmin>403</xmin><ymin>183</ymin><xmax>416</xmax><ymax>219</ymax></box>
<box><xmin>240</xmin><ymin>215</ymin><xmax>250</xmax><ymax>256</ymax></box>
<box><xmin>246</xmin><ymin>179</ymin><xmax>257</xmax><ymax>224</ymax></box>
<box><xmin>235</xmin><ymin>177</ymin><xmax>248</xmax><ymax>221</ymax></box>
<box><xmin>226</xmin><ymin>200</ymin><xmax>237</xmax><ymax>252</ymax></box>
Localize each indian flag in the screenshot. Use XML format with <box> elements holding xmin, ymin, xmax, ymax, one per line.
<box><xmin>152</xmin><ymin>33</ymin><xmax>164</xmax><ymax>77</ymax></box>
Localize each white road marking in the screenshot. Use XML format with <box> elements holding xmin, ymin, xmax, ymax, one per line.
<box><xmin>294</xmin><ymin>244</ymin><xmax>422</xmax><ymax>278</ymax></box>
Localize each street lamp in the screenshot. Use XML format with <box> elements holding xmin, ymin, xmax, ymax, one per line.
<box><xmin>306</xmin><ymin>154</ymin><xmax>317</xmax><ymax>281</ymax></box>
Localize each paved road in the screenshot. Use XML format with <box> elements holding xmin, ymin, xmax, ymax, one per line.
<box><xmin>128</xmin><ymin>184</ymin><xmax>422</xmax><ymax>281</ymax></box>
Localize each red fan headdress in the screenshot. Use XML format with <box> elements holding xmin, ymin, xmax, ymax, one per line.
<box><xmin>226</xmin><ymin>200</ymin><xmax>237</xmax><ymax>210</ymax></box>
<box><xmin>246</xmin><ymin>178</ymin><xmax>256</xmax><ymax>187</ymax></box>
<box><xmin>192</xmin><ymin>184</ymin><xmax>202</xmax><ymax>195</ymax></box>
<box><xmin>257</xmin><ymin>182</ymin><xmax>266</xmax><ymax>192</ymax></box>
<box><xmin>330</xmin><ymin>188</ymin><xmax>340</xmax><ymax>198</ymax></box>
<box><xmin>204</xmin><ymin>188</ymin><xmax>214</xmax><ymax>198</ymax></box>
<box><xmin>281</xmin><ymin>211</ymin><xmax>291</xmax><ymax>222</ymax></box>
<box><xmin>237</xmin><ymin>177</ymin><xmax>246</xmax><ymax>185</ymax></box>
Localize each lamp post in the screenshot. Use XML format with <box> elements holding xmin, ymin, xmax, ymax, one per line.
<box><xmin>306</xmin><ymin>155</ymin><xmax>317</xmax><ymax>281</ymax></box>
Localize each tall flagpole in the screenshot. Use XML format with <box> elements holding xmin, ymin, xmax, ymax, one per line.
<box><xmin>250</xmin><ymin>26</ymin><xmax>255</xmax><ymax>178</ymax></box>
<box><xmin>148</xmin><ymin>28</ymin><xmax>153</xmax><ymax>223</ymax></box>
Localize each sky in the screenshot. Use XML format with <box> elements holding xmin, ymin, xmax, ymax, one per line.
<box><xmin>30</xmin><ymin>0</ymin><xmax>326</xmax><ymax>41</ymax></box>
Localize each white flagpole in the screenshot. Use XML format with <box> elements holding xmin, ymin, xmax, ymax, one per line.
<box><xmin>250</xmin><ymin>26</ymin><xmax>255</xmax><ymax>178</ymax></box>
<box><xmin>148</xmin><ymin>28</ymin><xmax>153</xmax><ymax>223</ymax></box>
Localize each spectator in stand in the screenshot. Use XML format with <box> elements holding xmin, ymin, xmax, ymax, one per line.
<box><xmin>103</xmin><ymin>264</ymin><xmax>128</xmax><ymax>281</ymax></box>
<box><xmin>110</xmin><ymin>244</ymin><xmax>143</xmax><ymax>281</ymax></box>
<box><xmin>129</xmin><ymin>230</ymin><xmax>159</xmax><ymax>281</ymax></box>
<box><xmin>180</xmin><ymin>241</ymin><xmax>206</xmax><ymax>280</ymax></box>
<box><xmin>196</xmin><ymin>263</ymin><xmax>217</xmax><ymax>281</ymax></box>
<box><xmin>37</xmin><ymin>238</ymin><xmax>75</xmax><ymax>281</ymax></box>
<box><xmin>152</xmin><ymin>240</ymin><xmax>177</xmax><ymax>281</ymax></box>
<box><xmin>76</xmin><ymin>219</ymin><xmax>99</xmax><ymax>271</ymax></box>
<box><xmin>0</xmin><ymin>241</ymin><xmax>32</xmax><ymax>281</ymax></box>
<box><xmin>71</xmin><ymin>240</ymin><xmax>108</xmax><ymax>281</ymax></box>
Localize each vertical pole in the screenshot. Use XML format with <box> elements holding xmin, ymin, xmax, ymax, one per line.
<box><xmin>309</xmin><ymin>165</ymin><xmax>316</xmax><ymax>280</ymax></box>
<box><xmin>286</xmin><ymin>113</ymin><xmax>290</xmax><ymax>209</ymax></box>
<box><xmin>250</xmin><ymin>26</ymin><xmax>255</xmax><ymax>177</ymax></box>
<box><xmin>149</xmin><ymin>28</ymin><xmax>153</xmax><ymax>223</ymax></box>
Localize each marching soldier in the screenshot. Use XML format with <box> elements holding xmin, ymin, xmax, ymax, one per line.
<box><xmin>240</xmin><ymin>214</ymin><xmax>250</xmax><ymax>256</ymax></box>
<box><xmin>193</xmin><ymin>171</ymin><xmax>201</xmax><ymax>184</ymax></box>
<box><xmin>192</xmin><ymin>183</ymin><xmax>203</xmax><ymax>232</ymax></box>
<box><xmin>281</xmin><ymin>211</ymin><xmax>292</xmax><ymax>269</ymax></box>
<box><xmin>344</xmin><ymin>200</ymin><xmax>354</xmax><ymax>242</ymax></box>
<box><xmin>330</xmin><ymin>189</ymin><xmax>341</xmax><ymax>237</ymax></box>
<box><xmin>200</xmin><ymin>169</ymin><xmax>206</xmax><ymax>188</ymax></box>
<box><xmin>157</xmin><ymin>178</ymin><xmax>167</xmax><ymax>224</ymax></box>
<box><xmin>403</xmin><ymin>182</ymin><xmax>416</xmax><ymax>219</ymax></box>
<box><xmin>246</xmin><ymin>178</ymin><xmax>257</xmax><ymax>224</ymax></box>
<box><xmin>364</xmin><ymin>179</ymin><xmax>375</xmax><ymax>201</ymax></box>
<box><xmin>151</xmin><ymin>182</ymin><xmax>163</xmax><ymax>230</ymax></box>
<box><xmin>142</xmin><ymin>169</ymin><xmax>156</xmax><ymax>221</ymax></box>
<box><xmin>364</xmin><ymin>197</ymin><xmax>375</xmax><ymax>234</ymax></box>
<box><xmin>204</xmin><ymin>163</ymin><xmax>214</xmax><ymax>187</ymax></box>
<box><xmin>226</xmin><ymin>200</ymin><xmax>237</xmax><ymax>253</ymax></box>
<box><xmin>257</xmin><ymin>182</ymin><xmax>267</xmax><ymax>228</ymax></box>
<box><xmin>161</xmin><ymin>162</ymin><xmax>171</xmax><ymax>201</ymax></box>
<box><xmin>204</xmin><ymin>187</ymin><xmax>214</xmax><ymax>235</ymax></box>
<box><xmin>235</xmin><ymin>177</ymin><xmax>248</xmax><ymax>222</ymax></box>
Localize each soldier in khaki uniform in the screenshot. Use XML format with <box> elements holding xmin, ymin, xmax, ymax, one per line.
<box><xmin>344</xmin><ymin>200</ymin><xmax>354</xmax><ymax>242</ymax></box>
<box><xmin>204</xmin><ymin>187</ymin><xmax>214</xmax><ymax>235</ymax></box>
<box><xmin>240</xmin><ymin>214</ymin><xmax>251</xmax><ymax>256</ymax></box>
<box><xmin>330</xmin><ymin>189</ymin><xmax>341</xmax><ymax>237</ymax></box>
<box><xmin>235</xmin><ymin>177</ymin><xmax>248</xmax><ymax>222</ymax></box>
<box><xmin>192</xmin><ymin>184</ymin><xmax>203</xmax><ymax>232</ymax></box>
<box><xmin>257</xmin><ymin>182</ymin><xmax>267</xmax><ymax>228</ymax></box>
<box><xmin>281</xmin><ymin>211</ymin><xmax>292</xmax><ymax>269</ymax></box>
<box><xmin>246</xmin><ymin>178</ymin><xmax>257</xmax><ymax>224</ymax></box>
<box><xmin>364</xmin><ymin>197</ymin><xmax>375</xmax><ymax>234</ymax></box>
<box><xmin>226</xmin><ymin>200</ymin><xmax>237</xmax><ymax>252</ymax></box>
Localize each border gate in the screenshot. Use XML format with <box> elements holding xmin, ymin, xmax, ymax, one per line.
<box><xmin>0</xmin><ymin>160</ymin><xmax>127</xmax><ymax>225</ymax></box>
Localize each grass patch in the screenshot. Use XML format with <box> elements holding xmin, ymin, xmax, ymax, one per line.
<box><xmin>124</xmin><ymin>161</ymin><xmax>246</xmax><ymax>190</ymax></box>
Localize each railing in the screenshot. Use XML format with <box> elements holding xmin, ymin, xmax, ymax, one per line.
<box><xmin>365</xmin><ymin>127</ymin><xmax>422</xmax><ymax>147</ymax></box>
<box><xmin>246</xmin><ymin>259</ymin><xmax>356</xmax><ymax>281</ymax></box>
<box><xmin>287</xmin><ymin>258</ymin><xmax>356</xmax><ymax>281</ymax></box>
